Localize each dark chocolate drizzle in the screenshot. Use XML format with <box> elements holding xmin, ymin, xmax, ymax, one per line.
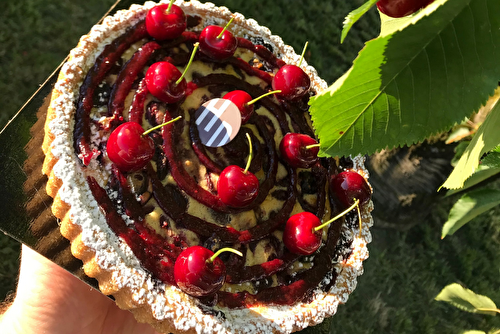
<box><xmin>108</xmin><ymin>41</ymin><xmax>161</xmax><ymax>119</ymax></box>
<box><xmin>75</xmin><ymin>17</ymin><xmax>355</xmax><ymax>309</ymax></box>
<box><xmin>74</xmin><ymin>22</ymin><xmax>148</xmax><ymax>165</ymax></box>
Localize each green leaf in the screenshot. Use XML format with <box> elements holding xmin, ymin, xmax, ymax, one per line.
<box><xmin>462</xmin><ymin>331</ymin><xmax>486</xmax><ymax>334</ymax></box>
<box><xmin>446</xmin><ymin>151</ymin><xmax>500</xmax><ymax>196</ymax></box>
<box><xmin>310</xmin><ymin>0</ymin><xmax>500</xmax><ymax>158</ymax></box>
<box><xmin>435</xmin><ymin>283</ymin><xmax>498</xmax><ymax>316</ymax></box>
<box><xmin>451</xmin><ymin>141</ymin><xmax>472</xmax><ymax>167</ymax></box>
<box><xmin>379</xmin><ymin>7</ymin><xmax>423</xmax><ymax>37</ymax></box>
<box><xmin>340</xmin><ymin>0</ymin><xmax>378</xmax><ymax>43</ymax></box>
<box><xmin>441</xmin><ymin>101</ymin><xmax>500</xmax><ymax>189</ymax></box>
<box><xmin>441</xmin><ymin>188</ymin><xmax>500</xmax><ymax>238</ymax></box>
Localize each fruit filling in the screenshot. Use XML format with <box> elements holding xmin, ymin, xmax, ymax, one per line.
<box><xmin>73</xmin><ymin>12</ymin><xmax>371</xmax><ymax>310</ymax></box>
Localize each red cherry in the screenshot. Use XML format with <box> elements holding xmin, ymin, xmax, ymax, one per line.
<box><xmin>199</xmin><ymin>25</ymin><xmax>238</xmax><ymax>59</ymax></box>
<box><xmin>330</xmin><ymin>171</ymin><xmax>372</xmax><ymax>209</ymax></box>
<box><xmin>223</xmin><ymin>90</ymin><xmax>282</xmax><ymax>123</ymax></box>
<box><xmin>283</xmin><ymin>195</ymin><xmax>364</xmax><ymax>255</ymax></box>
<box><xmin>279</xmin><ymin>133</ymin><xmax>319</xmax><ymax>168</ymax></box>
<box><xmin>146</xmin><ymin>3</ymin><xmax>187</xmax><ymax>40</ymax></box>
<box><xmin>376</xmin><ymin>0</ymin><xmax>434</xmax><ymax>18</ymax></box>
<box><xmin>223</xmin><ymin>90</ymin><xmax>253</xmax><ymax>123</ymax></box>
<box><xmin>106</xmin><ymin>122</ymin><xmax>155</xmax><ymax>172</ymax></box>
<box><xmin>145</xmin><ymin>61</ymin><xmax>186</xmax><ymax>103</ymax></box>
<box><xmin>174</xmin><ymin>246</ymin><xmax>226</xmax><ymax>297</ymax></box>
<box><xmin>218</xmin><ymin>165</ymin><xmax>259</xmax><ymax>207</ymax></box>
<box><xmin>283</xmin><ymin>212</ymin><xmax>322</xmax><ymax>255</ymax></box>
<box><xmin>272</xmin><ymin>65</ymin><xmax>311</xmax><ymax>100</ymax></box>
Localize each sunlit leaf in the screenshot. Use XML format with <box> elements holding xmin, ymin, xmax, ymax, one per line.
<box><xmin>435</xmin><ymin>283</ymin><xmax>498</xmax><ymax>316</ymax></box>
<box><xmin>340</xmin><ymin>0</ymin><xmax>378</xmax><ymax>43</ymax></box>
<box><xmin>310</xmin><ymin>0</ymin><xmax>500</xmax><ymax>158</ymax></box>
<box><xmin>451</xmin><ymin>141</ymin><xmax>471</xmax><ymax>167</ymax></box>
<box><xmin>441</xmin><ymin>188</ymin><xmax>500</xmax><ymax>238</ymax></box>
<box><xmin>462</xmin><ymin>331</ymin><xmax>486</xmax><ymax>334</ymax></box>
<box><xmin>441</xmin><ymin>101</ymin><xmax>500</xmax><ymax>189</ymax></box>
<box><xmin>446</xmin><ymin>151</ymin><xmax>500</xmax><ymax>196</ymax></box>
<box><xmin>379</xmin><ymin>6</ymin><xmax>423</xmax><ymax>36</ymax></box>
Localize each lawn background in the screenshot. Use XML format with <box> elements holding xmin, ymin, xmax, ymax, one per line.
<box><xmin>1</xmin><ymin>0</ymin><xmax>500</xmax><ymax>333</ymax></box>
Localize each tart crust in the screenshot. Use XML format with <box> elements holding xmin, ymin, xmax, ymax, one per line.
<box><xmin>42</xmin><ymin>1</ymin><xmax>374</xmax><ymax>333</ymax></box>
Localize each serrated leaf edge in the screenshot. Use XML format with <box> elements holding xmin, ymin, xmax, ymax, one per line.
<box><xmin>441</xmin><ymin>188</ymin><xmax>500</xmax><ymax>238</ymax></box>
<box><xmin>319</xmin><ymin>0</ymin><xmax>464</xmax><ymax>157</ymax></box>
<box><xmin>441</xmin><ymin>99</ymin><xmax>500</xmax><ymax>190</ymax></box>
<box><xmin>341</xmin><ymin>0</ymin><xmax>378</xmax><ymax>44</ymax></box>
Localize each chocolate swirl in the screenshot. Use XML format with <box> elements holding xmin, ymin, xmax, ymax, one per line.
<box><xmin>75</xmin><ymin>17</ymin><xmax>354</xmax><ymax>309</ymax></box>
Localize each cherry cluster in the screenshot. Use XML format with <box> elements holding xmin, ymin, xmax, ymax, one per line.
<box><xmin>107</xmin><ymin>2</ymin><xmax>311</xmax><ymax>170</ymax></box>
<box><xmin>104</xmin><ymin>2</ymin><xmax>373</xmax><ymax>299</ymax></box>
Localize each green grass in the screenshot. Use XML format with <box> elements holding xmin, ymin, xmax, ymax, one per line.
<box><xmin>328</xmin><ymin>204</ymin><xmax>500</xmax><ymax>334</ymax></box>
<box><xmin>1</xmin><ymin>1</ymin><xmax>500</xmax><ymax>333</ymax></box>
<box><xmin>0</xmin><ymin>0</ymin><xmax>117</xmax><ymax>129</ymax></box>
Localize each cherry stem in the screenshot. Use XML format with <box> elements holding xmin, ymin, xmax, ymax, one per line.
<box><xmin>305</xmin><ymin>143</ymin><xmax>320</xmax><ymax>150</ymax></box>
<box><xmin>247</xmin><ymin>90</ymin><xmax>281</xmax><ymax>106</ymax></box>
<box><xmin>142</xmin><ymin>116</ymin><xmax>182</xmax><ymax>136</ymax></box>
<box><xmin>166</xmin><ymin>0</ymin><xmax>174</xmax><ymax>13</ymax></box>
<box><xmin>175</xmin><ymin>42</ymin><xmax>199</xmax><ymax>85</ymax></box>
<box><xmin>244</xmin><ymin>133</ymin><xmax>253</xmax><ymax>174</ymax></box>
<box><xmin>298</xmin><ymin>41</ymin><xmax>308</xmax><ymax>67</ymax></box>
<box><xmin>208</xmin><ymin>247</ymin><xmax>243</xmax><ymax>263</ymax></box>
<box><xmin>217</xmin><ymin>17</ymin><xmax>235</xmax><ymax>39</ymax></box>
<box><xmin>357</xmin><ymin>202</ymin><xmax>362</xmax><ymax>238</ymax></box>
<box><xmin>314</xmin><ymin>199</ymin><xmax>360</xmax><ymax>232</ymax></box>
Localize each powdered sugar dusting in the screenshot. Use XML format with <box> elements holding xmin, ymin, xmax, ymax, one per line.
<box><xmin>46</xmin><ymin>1</ymin><xmax>372</xmax><ymax>333</ymax></box>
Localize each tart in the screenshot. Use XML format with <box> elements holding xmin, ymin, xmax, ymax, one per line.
<box><xmin>41</xmin><ymin>1</ymin><xmax>374</xmax><ymax>333</ymax></box>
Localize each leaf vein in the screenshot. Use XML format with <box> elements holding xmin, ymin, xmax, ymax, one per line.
<box><xmin>393</xmin><ymin>78</ymin><xmax>402</xmax><ymax>139</ymax></box>
<box><xmin>450</xmin><ymin>21</ymin><xmax>467</xmax><ymax>108</ymax></box>
<box><xmin>485</xmin><ymin>0</ymin><xmax>497</xmax><ymax>49</ymax></box>
<box><xmin>423</xmin><ymin>48</ymin><xmax>432</xmax><ymax>130</ymax></box>
<box><xmin>408</xmin><ymin>64</ymin><xmax>415</xmax><ymax>139</ymax></box>
<box><xmin>467</xmin><ymin>3</ymin><xmax>484</xmax><ymax>77</ymax></box>
<box><xmin>384</xmin><ymin>93</ymin><xmax>390</xmax><ymax>135</ymax></box>
<box><xmin>361</xmin><ymin>106</ymin><xmax>365</xmax><ymax>146</ymax></box>
<box><xmin>323</xmin><ymin>2</ymin><xmax>488</xmax><ymax>155</ymax></box>
<box><xmin>437</xmin><ymin>34</ymin><xmax>450</xmax><ymax>128</ymax></box>
<box><xmin>320</xmin><ymin>98</ymin><xmax>380</xmax><ymax>127</ymax></box>
<box><xmin>370</xmin><ymin>104</ymin><xmax>374</xmax><ymax>141</ymax></box>
<box><xmin>328</xmin><ymin>79</ymin><xmax>380</xmax><ymax>99</ymax></box>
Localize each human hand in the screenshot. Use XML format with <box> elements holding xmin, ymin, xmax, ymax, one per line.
<box><xmin>1</xmin><ymin>245</ymin><xmax>160</xmax><ymax>334</ymax></box>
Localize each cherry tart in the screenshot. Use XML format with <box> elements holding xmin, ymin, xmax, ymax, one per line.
<box><xmin>41</xmin><ymin>2</ymin><xmax>373</xmax><ymax>334</ymax></box>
